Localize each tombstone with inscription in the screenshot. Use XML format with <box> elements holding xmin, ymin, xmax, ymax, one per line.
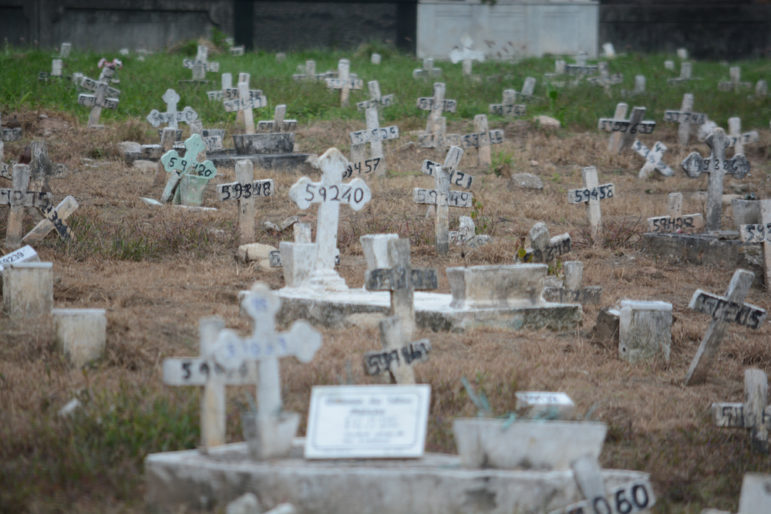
<box><xmin>727</xmin><ymin>117</ymin><xmax>759</xmax><ymax>156</ymax></box>
<box><xmin>647</xmin><ymin>192</ymin><xmax>704</xmax><ymax>234</ymax></box>
<box><xmin>567</xmin><ymin>166</ymin><xmax>615</xmax><ymax>243</ymax></box>
<box><xmin>180</xmin><ymin>45</ymin><xmax>219</xmax><ymax>83</ymax></box>
<box><xmin>97</xmin><ymin>57</ymin><xmax>122</xmax><ymax>84</ymax></box>
<box><xmin>1</xmin><ymin>164</ymin><xmax>52</xmax><ymax>249</ymax></box>
<box><xmin>450</xmin><ymin>114</ymin><xmax>503</xmax><ymax>168</ymax></box>
<box><xmin>489</xmin><ymin>90</ymin><xmax>525</xmax><ymax>118</ymax></box>
<box><xmin>206</xmin><ymin>72</ymin><xmax>233</xmax><ymax>101</ymax></box>
<box><xmin>0</xmin><ymin>114</ymin><xmax>22</xmax><ymax>143</ymax></box>
<box><xmin>325</xmin><ymin>59</ymin><xmax>363</xmax><ymax>107</ymax></box>
<box><xmin>349</xmin><ymin>107</ymin><xmax>399</xmax><ymax>175</ymax></box>
<box><xmin>218</xmin><ymin>160</ymin><xmax>274</xmax><ymax>245</ymax></box>
<box><xmin>0</xmin><ymin>244</ymin><xmax>39</xmax><ymax>272</ymax></box>
<box><xmin>712</xmin><ymin>368</ymin><xmax>771</xmax><ymax>453</ymax></box>
<box><xmin>632</xmin><ymin>140</ymin><xmax>674</xmax><ymax>179</ymax></box>
<box><xmin>664</xmin><ymin>94</ymin><xmax>706</xmax><ymax>146</ymax></box>
<box><xmin>738</xmin><ymin>199</ymin><xmax>771</xmax><ymax>287</ymax></box>
<box><xmin>77</xmin><ymin>75</ymin><xmax>120</xmax><ymax>128</ymax></box>
<box><xmin>597</xmin><ymin>104</ymin><xmax>656</xmax><ymax>154</ymax></box>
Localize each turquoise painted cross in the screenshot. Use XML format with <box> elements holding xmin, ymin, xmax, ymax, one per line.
<box><xmin>160</xmin><ymin>133</ymin><xmax>217</xmax><ymax>203</ymax></box>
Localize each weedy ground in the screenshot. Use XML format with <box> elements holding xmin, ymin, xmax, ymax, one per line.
<box><xmin>0</xmin><ymin>40</ymin><xmax>770</xmax><ymax>513</ymax></box>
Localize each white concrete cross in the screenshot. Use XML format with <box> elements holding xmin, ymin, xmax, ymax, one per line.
<box><xmin>98</xmin><ymin>58</ymin><xmax>122</xmax><ymax>83</ymax></box>
<box><xmin>712</xmin><ymin>369</ymin><xmax>771</xmax><ymax>453</ymax></box>
<box><xmin>160</xmin><ymin>133</ymin><xmax>217</xmax><ymax>204</ymax></box>
<box><xmin>414</xmin><ymin>146</ymin><xmax>473</xmax><ymax>254</ymax></box>
<box><xmin>677</xmin><ymin>48</ymin><xmax>688</xmax><ymax>59</ymax></box>
<box><xmin>667</xmin><ymin>61</ymin><xmax>693</xmax><ymax>84</ymax></box>
<box><xmin>288</xmin><ymin>147</ymin><xmax>371</xmax><ymax>290</ymax></box>
<box><xmin>349</xmin><ymin>106</ymin><xmax>399</xmax><ymax>174</ymax></box>
<box><xmin>146</xmin><ymin>88</ymin><xmax>198</xmax><ymax>130</ymax></box>
<box><xmin>632</xmin><ymin>140</ymin><xmax>674</xmax><ymax>178</ymax></box>
<box><xmin>1</xmin><ymin>164</ymin><xmax>52</xmax><ymax>249</ymax></box>
<box><xmin>626</xmin><ymin>74</ymin><xmax>646</xmax><ymax>96</ymax></box>
<box><xmin>684</xmin><ymin>268</ymin><xmax>767</xmax><ymax>385</ymax></box>
<box><xmin>489</xmin><ymin>89</ymin><xmax>526</xmax><ymax>117</ymax></box>
<box><xmin>213</xmin><ymin>283</ymin><xmax>322</xmax><ymax>458</ymax></box>
<box><xmin>738</xmin><ymin>199</ymin><xmax>771</xmax><ymax>287</ymax></box>
<box><xmin>449</xmin><ymin>35</ymin><xmax>485</xmax><ymax>76</ymax></box>
<box><xmin>77</xmin><ymin>76</ymin><xmax>120</xmax><ymax>128</ymax></box>
<box><xmin>598</xmin><ymin>103</ymin><xmax>656</xmax><ymax>154</ymax></box>
<box><xmin>325</xmin><ymin>59</ymin><xmax>363</xmax><ymax>107</ymax></box>
<box><xmin>542</xmin><ymin>261</ymin><xmax>602</xmax><ymax>305</ymax></box>
<box><xmin>663</xmin><ymin>94</ymin><xmax>706</xmax><ymax>146</ymax></box>
<box><xmin>727</xmin><ymin>117</ymin><xmax>759</xmax><ymax>156</ymax></box>
<box><xmin>567</xmin><ymin>166</ymin><xmax>614</xmax><ymax>243</ymax></box>
<box><xmin>206</xmin><ymin>72</ymin><xmax>233</xmax><ymax>100</ymax></box>
<box><xmin>223</xmin><ymin>80</ymin><xmax>267</xmax><ymax>135</ymax></box>
<box><xmin>524</xmin><ymin>221</ymin><xmax>572</xmax><ymax>264</ymax></box>
<box><xmin>719</xmin><ymin>66</ymin><xmax>751</xmax><ymax>92</ymax></box>
<box><xmin>519</xmin><ymin>77</ymin><xmax>537</xmax><ymax>99</ymax></box>
<box><xmin>229</xmin><ymin>45</ymin><xmax>245</xmax><ymax>56</ymax></box>
<box><xmin>356</xmin><ymin>80</ymin><xmax>395</xmax><ymax>111</ymax></box>
<box><xmin>416</xmin><ymin>82</ymin><xmax>457</xmax><ymax>148</ymax></box>
<box><xmin>257</xmin><ymin>105</ymin><xmax>297</xmax><ymax>133</ymax></box>
<box><xmin>182</xmin><ymin>45</ymin><xmax>219</xmax><ymax>81</ymax></box>
<box><xmin>681</xmin><ymin>128</ymin><xmax>750</xmax><ymax>231</ymax></box>
<box><xmin>647</xmin><ymin>192</ymin><xmax>704</xmax><ymax>234</ymax></box>
<box><xmin>412</xmin><ymin>57</ymin><xmax>441</xmax><ymax>79</ymax></box>
<box><xmin>364</xmin><ymin>238</ymin><xmax>437</xmax><ymax>384</ymax></box>
<box><xmin>754</xmin><ymin>79</ymin><xmax>768</xmax><ymax>99</ymax></box>
<box><xmin>447</xmin><ymin>115</ymin><xmax>503</xmax><ymax>168</ymax></box>
<box><xmin>217</xmin><ymin>160</ymin><xmax>274</xmax><ymax>245</ymax></box>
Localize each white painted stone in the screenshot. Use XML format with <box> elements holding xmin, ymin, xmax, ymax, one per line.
<box><xmin>534</xmin><ymin>115</ymin><xmax>561</xmax><ymax>129</ymax></box>
<box><xmin>0</xmin><ymin>245</ymin><xmax>39</xmax><ymax>272</ymax></box>
<box><xmin>356</xmin><ymin>80</ymin><xmax>395</xmax><ymax>112</ymax></box>
<box><xmin>449</xmin><ymin>35</ymin><xmax>484</xmax><ymax>76</ymax></box>
<box><xmin>2</xmin><ymin>262</ymin><xmax>53</xmax><ymax>317</ymax></box>
<box><xmin>568</xmin><ymin>166</ymin><xmax>613</xmax><ymax>243</ymax></box>
<box><xmin>712</xmin><ymin>369</ymin><xmax>771</xmax><ymax>453</ymax></box>
<box><xmin>602</xmin><ymin>42</ymin><xmax>615</xmax><ymax>58</ymax></box>
<box><xmin>278</xmin><ymin>242</ymin><xmax>316</xmax><ymax>288</ymax></box>
<box><xmin>77</xmin><ymin>75</ymin><xmax>120</xmax><ymax>128</ymax></box>
<box><xmin>52</xmin><ymin>308</ymin><xmax>107</xmax><ymax>367</ymax></box>
<box><xmin>413</xmin><ymin>57</ymin><xmax>441</xmax><ymax>79</ymax></box>
<box><xmin>325</xmin><ymin>59</ymin><xmax>362</xmax><ymax>107</ymax></box>
<box><xmin>448</xmin><ymin>264</ymin><xmax>547</xmax><ymax>309</ymax></box>
<box><xmin>237</xmin><ymin>243</ymin><xmax>277</xmax><ymax>268</ymax></box>
<box><xmin>668</xmin><ymin>61</ymin><xmax>693</xmax><ymax>84</ymax></box>
<box><xmin>738</xmin><ymin>473</ymin><xmax>771</xmax><ymax>513</ymax></box>
<box><xmin>727</xmin><ymin>117</ymin><xmax>759</xmax><ymax>156</ymax></box>
<box><xmin>58</xmin><ymin>398</ymin><xmax>82</xmax><ymax>418</ymax></box>
<box><xmin>349</xmin><ymin>106</ymin><xmax>399</xmax><ymax>174</ymax></box>
<box><xmin>647</xmin><ymin>192</ymin><xmax>704</xmax><ymax>234</ymax></box>
<box><xmin>360</xmin><ymin>233</ymin><xmax>399</xmax><ymax>271</ymax></box>
<box><xmin>719</xmin><ymin>66</ymin><xmax>751</xmax><ymax>92</ymax></box>
<box><xmin>371</xmin><ymin>53</ymin><xmax>381</xmax><ymax>65</ymax></box>
<box><xmin>416</xmin><ymin>82</ymin><xmax>458</xmax><ymax>148</ymax></box>
<box><xmin>516</xmin><ymin>391</ymin><xmax>575</xmax><ymax>419</ymax></box>
<box><xmin>664</xmin><ymin>60</ymin><xmax>675</xmax><ymax>70</ymax></box>
<box><xmin>146</xmin><ymin>88</ymin><xmax>198</xmax><ymax>130</ymax></box>
<box><xmin>632</xmin><ymin>140</ymin><xmax>674</xmax><ymax>178</ymax></box>
<box><xmin>664</xmin><ymin>93</ymin><xmax>706</xmax><ymax>146</ymax></box>
<box><xmin>618</xmin><ymin>300</ymin><xmax>672</xmax><ymax>363</ymax></box>
<box><xmin>59</xmin><ymin>42</ymin><xmax>72</xmax><ymax>58</ymax></box>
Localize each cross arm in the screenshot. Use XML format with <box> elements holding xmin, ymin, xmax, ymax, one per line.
<box><xmin>689</xmin><ymin>289</ymin><xmax>767</xmax><ymax>329</ymax></box>
<box><xmin>217</xmin><ymin>179</ymin><xmax>274</xmax><ymax>201</ymax></box>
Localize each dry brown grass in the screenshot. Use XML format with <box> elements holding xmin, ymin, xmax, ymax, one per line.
<box><xmin>1</xmin><ymin>108</ymin><xmax>770</xmax><ymax>512</ymax></box>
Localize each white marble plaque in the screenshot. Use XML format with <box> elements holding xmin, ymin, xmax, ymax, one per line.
<box><xmin>0</xmin><ymin>245</ymin><xmax>39</xmax><ymax>271</ymax></box>
<box><xmin>305</xmin><ymin>385</ymin><xmax>430</xmax><ymax>459</ymax></box>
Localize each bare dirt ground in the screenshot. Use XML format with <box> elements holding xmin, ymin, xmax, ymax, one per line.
<box><xmin>1</xmin><ymin>108</ymin><xmax>770</xmax><ymax>512</ymax></box>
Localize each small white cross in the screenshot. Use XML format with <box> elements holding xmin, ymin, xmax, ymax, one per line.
<box><xmin>567</xmin><ymin>166</ymin><xmax>615</xmax><ymax>244</ymax></box>
<box><xmin>489</xmin><ymin>89</ymin><xmax>526</xmax><ymax>117</ymax></box>
<box><xmin>727</xmin><ymin>117</ymin><xmax>759</xmax><ymax>156</ymax></box>
<box><xmin>325</xmin><ymin>59</ymin><xmax>363</xmax><ymax>107</ymax></box>
<box><xmin>738</xmin><ymin>199</ymin><xmax>771</xmax><ymax>287</ymax></box>
<box><xmin>349</xmin><ymin>106</ymin><xmax>399</xmax><ymax>174</ymax></box>
<box><xmin>631</xmin><ymin>140</ymin><xmax>674</xmax><ymax>178</ymax></box>
<box><xmin>1</xmin><ymin>164</ymin><xmax>52</xmax><ymax>249</ymax></box>
<box><xmin>646</xmin><ymin>192</ymin><xmax>703</xmax><ymax>234</ymax></box>
<box><xmin>356</xmin><ymin>80</ymin><xmax>395</xmax><ymax>111</ymax></box>
<box><xmin>146</xmin><ymin>88</ymin><xmax>198</xmax><ymax>130</ymax></box>
<box><xmin>449</xmin><ymin>35</ymin><xmax>485</xmax><ymax>76</ymax></box>
<box><xmin>217</xmin><ymin>160</ymin><xmax>274</xmax><ymax>245</ymax></box>
<box><xmin>663</xmin><ymin>94</ymin><xmax>706</xmax><ymax>146</ymax></box>
<box><xmin>223</xmin><ymin>80</ymin><xmax>267</xmax><ymax>134</ymax></box>
<box><xmin>712</xmin><ymin>368</ymin><xmax>771</xmax><ymax>452</ymax></box>
<box><xmin>77</xmin><ymin>76</ymin><xmax>120</xmax><ymax>128</ymax></box>
<box><xmin>412</xmin><ymin>57</ymin><xmax>441</xmax><ymax>79</ymax></box>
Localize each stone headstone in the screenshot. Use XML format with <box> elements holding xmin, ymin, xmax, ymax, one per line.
<box><xmin>223</xmin><ymin>79</ymin><xmax>267</xmax><ymax>135</ymax></box>
<box><xmin>53</xmin><ymin>308</ymin><xmax>107</xmax><ymax>367</ymax></box>
<box><xmin>602</xmin><ymin>42</ymin><xmax>615</xmax><ymax>58</ymax></box>
<box><xmin>667</xmin><ymin>61</ymin><xmax>693</xmax><ymax>84</ymax></box>
<box><xmin>523</xmin><ymin>221</ymin><xmax>571</xmax><ymax>264</ymax></box>
<box><xmin>371</xmin><ymin>53</ymin><xmax>381</xmax><ymax>65</ymax></box>
<box><xmin>516</xmin><ymin>391</ymin><xmax>575</xmax><ymax>418</ymax></box>
<box><xmin>0</xmin><ymin>244</ymin><xmax>39</xmax><ymax>272</ymax></box>
<box><xmin>2</xmin><ymin>261</ymin><xmax>53</xmax><ymax>318</ymax></box>
<box><xmin>618</xmin><ymin>300</ymin><xmax>672</xmax><ymax>363</ymax></box>
<box><xmin>257</xmin><ymin>104</ymin><xmax>297</xmax><ymax>133</ymax></box>
<box><xmin>59</xmin><ymin>42</ymin><xmax>72</xmax><ymax>58</ymax></box>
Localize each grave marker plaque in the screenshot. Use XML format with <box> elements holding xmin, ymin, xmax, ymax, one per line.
<box><xmin>646</xmin><ymin>192</ymin><xmax>703</xmax><ymax>234</ymax></box>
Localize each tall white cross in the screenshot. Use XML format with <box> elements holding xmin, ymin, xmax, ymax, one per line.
<box><xmin>288</xmin><ymin>148</ymin><xmax>372</xmax><ymax>290</ymax></box>
<box><xmin>182</xmin><ymin>45</ymin><xmax>219</xmax><ymax>81</ymax></box>
<box><xmin>325</xmin><ymin>59</ymin><xmax>363</xmax><ymax>107</ymax></box>
<box><xmin>597</xmin><ymin>104</ymin><xmax>656</xmax><ymax>153</ymax></box>
<box><xmin>146</xmin><ymin>88</ymin><xmax>198</xmax><ymax>130</ymax></box>
<box><xmin>449</xmin><ymin>35</ymin><xmax>485</xmax><ymax>76</ymax></box>
<box><xmin>567</xmin><ymin>166</ymin><xmax>615</xmax><ymax>244</ymax></box>
<box><xmin>663</xmin><ymin>94</ymin><xmax>706</xmax><ymax>146</ymax></box>
<box><xmin>349</xmin><ymin>106</ymin><xmax>399</xmax><ymax>175</ymax></box>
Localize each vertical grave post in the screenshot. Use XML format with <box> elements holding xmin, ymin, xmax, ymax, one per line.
<box><xmin>567</xmin><ymin>166</ymin><xmax>614</xmax><ymax>244</ymax></box>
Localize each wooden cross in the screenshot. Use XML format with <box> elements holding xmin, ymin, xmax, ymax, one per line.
<box><xmin>223</xmin><ymin>80</ymin><xmax>267</xmax><ymax>135</ymax></box>
<box><xmin>727</xmin><ymin>117</ymin><xmax>759</xmax><ymax>156</ymax></box>
<box><xmin>160</xmin><ymin>133</ymin><xmax>217</xmax><ymax>204</ymax></box>
<box><xmin>212</xmin><ymin>283</ymin><xmax>322</xmax><ymax>458</ymax></box>
<box><xmin>597</xmin><ymin>104</ymin><xmax>656</xmax><ymax>154</ymax></box>
<box><xmin>489</xmin><ymin>89</ymin><xmax>526</xmax><ymax>117</ymax></box>
<box><xmin>288</xmin><ymin>147</ymin><xmax>371</xmax><ymax>290</ymax></box>
<box><xmin>449</xmin><ymin>35</ymin><xmax>485</xmax><ymax>76</ymax></box>
<box><xmin>631</xmin><ymin>140</ymin><xmax>674</xmax><ymax>178</ymax></box>
<box><xmin>416</xmin><ymin>82</ymin><xmax>457</xmax><ymax>148</ymax></box>
<box><xmin>412</xmin><ymin>57</ymin><xmax>441</xmax><ymax>79</ymax></box>
<box><xmin>719</xmin><ymin>66</ymin><xmax>751</xmax><ymax>92</ymax></box>
<box><xmin>414</xmin><ymin>146</ymin><xmax>473</xmax><ymax>254</ymax></box>
<box><xmin>146</xmin><ymin>88</ymin><xmax>198</xmax><ymax>130</ymax></box>
<box><xmin>349</xmin><ymin>106</ymin><xmax>399</xmax><ymax>175</ymax></box>
<box><xmin>681</xmin><ymin>128</ymin><xmax>750</xmax><ymax>231</ymax></box>
<box><xmin>364</xmin><ymin>238</ymin><xmax>437</xmax><ymax>384</ymax></box>
<box><xmin>450</xmin><ymin>115</ymin><xmax>503</xmax><ymax>168</ymax></box>
<box><xmin>664</xmin><ymin>94</ymin><xmax>706</xmax><ymax>146</ymax></box>
<box><xmin>325</xmin><ymin>59</ymin><xmax>363</xmax><ymax>107</ymax></box>
<box><xmin>206</xmin><ymin>73</ymin><xmax>233</xmax><ymax>100</ymax></box>
<box><xmin>356</xmin><ymin>80</ymin><xmax>395</xmax><ymax>111</ymax></box>
<box><xmin>543</xmin><ymin>261</ymin><xmax>601</xmax><ymax>305</ymax></box>
<box><xmin>257</xmin><ymin>105</ymin><xmax>297</xmax><ymax>132</ymax></box>
<box><xmin>684</xmin><ymin>268</ymin><xmax>767</xmax><ymax>385</ymax></box>
<box><xmin>712</xmin><ymin>368</ymin><xmax>771</xmax><ymax>452</ymax></box>
<box><xmin>182</xmin><ymin>45</ymin><xmax>219</xmax><ymax>81</ymax></box>
<box><xmin>77</xmin><ymin>76</ymin><xmax>120</xmax><ymax>128</ymax></box>
<box><xmin>567</xmin><ymin>166</ymin><xmax>614</xmax><ymax>244</ymax></box>
<box><xmin>217</xmin><ymin>160</ymin><xmax>274</xmax><ymax>245</ymax></box>
<box><xmin>667</xmin><ymin>61</ymin><xmax>693</xmax><ymax>84</ymax></box>
<box><xmin>523</xmin><ymin>221</ymin><xmax>572</xmax><ymax>264</ymax></box>
<box><xmin>1</xmin><ymin>164</ymin><xmax>52</xmax><ymax>249</ymax></box>
<box><xmin>23</xmin><ymin>195</ymin><xmax>78</xmax><ymax>244</ymax></box>
<box><xmin>647</xmin><ymin>192</ymin><xmax>704</xmax><ymax>234</ymax></box>
<box><xmin>738</xmin><ymin>199</ymin><xmax>771</xmax><ymax>287</ymax></box>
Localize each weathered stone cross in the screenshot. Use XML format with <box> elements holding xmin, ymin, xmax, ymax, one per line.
<box><xmin>565</xmin><ymin>53</ymin><xmax>598</xmax><ymax>75</ymax></box>
<box><xmin>647</xmin><ymin>192</ymin><xmax>704</xmax><ymax>234</ymax></box>
<box><xmin>666</xmin><ymin>61</ymin><xmax>693</xmax><ymax>84</ymax></box>
<box><xmin>217</xmin><ymin>159</ymin><xmax>274</xmax><ymax>245</ymax></box>
<box><xmin>718</xmin><ymin>66</ymin><xmax>751</xmax><ymax>92</ymax></box>
<box><xmin>414</xmin><ymin>146</ymin><xmax>473</xmax><ymax>254</ymax></box>
<box><xmin>712</xmin><ymin>368</ymin><xmax>771</xmax><ymax>452</ymax></box>
<box><xmin>289</xmin><ymin>147</ymin><xmax>372</xmax><ymax>290</ymax></box>
<box><xmin>206</xmin><ymin>72</ymin><xmax>233</xmax><ymax>100</ymax></box>
<box><xmin>223</xmin><ymin>79</ymin><xmax>267</xmax><ymax>135</ymax></box>
<box><xmin>325</xmin><ymin>59</ymin><xmax>363</xmax><ymax>107</ymax></box>
<box><xmin>417</xmin><ymin>82</ymin><xmax>458</xmax><ymax>148</ymax></box>
<box><xmin>77</xmin><ymin>76</ymin><xmax>120</xmax><ymax>128</ymax></box>
<box><xmin>567</xmin><ymin>166</ymin><xmax>615</xmax><ymax>243</ymax></box>
<box><xmin>1</xmin><ymin>164</ymin><xmax>52</xmax><ymax>249</ymax></box>
<box><xmin>631</xmin><ymin>140</ymin><xmax>674</xmax><ymax>178</ymax></box>
<box><xmin>349</xmin><ymin>106</ymin><xmax>399</xmax><ymax>175</ymax></box>
<box><xmin>59</xmin><ymin>42</ymin><xmax>72</xmax><ymax>58</ymax></box>
<box><xmin>449</xmin><ymin>35</ymin><xmax>485</xmax><ymax>76</ymax></box>
<box><xmin>664</xmin><ymin>94</ymin><xmax>706</xmax><ymax>146</ymax></box>
<box><xmin>292</xmin><ymin>59</ymin><xmax>321</xmax><ymax>81</ymax></box>
<box><xmin>257</xmin><ymin>105</ymin><xmax>297</xmax><ymax>132</ymax></box>
<box><xmin>727</xmin><ymin>117</ymin><xmax>759</xmax><ymax>156</ymax></box>
<box><xmin>160</xmin><ymin>133</ymin><xmax>217</xmax><ymax>204</ymax></box>
<box><xmin>738</xmin><ymin>199</ymin><xmax>771</xmax><ymax>287</ymax></box>
<box><xmin>681</xmin><ymin>128</ymin><xmax>750</xmax><ymax>231</ymax></box>
<box><xmin>146</xmin><ymin>88</ymin><xmax>198</xmax><ymax>130</ymax></box>
<box><xmin>684</xmin><ymin>269</ymin><xmax>767</xmax><ymax>385</ymax></box>
<box><xmin>364</xmin><ymin>238</ymin><xmax>437</xmax><ymax>384</ymax></box>
<box><xmin>451</xmin><ymin>115</ymin><xmax>504</xmax><ymax>168</ymax></box>
<box><xmin>523</xmin><ymin>221</ymin><xmax>572</xmax><ymax>265</ymax></box>
<box><xmin>24</xmin><ymin>195</ymin><xmax>78</xmax><ymax>245</ymax></box>
<box><xmin>489</xmin><ymin>89</ymin><xmax>526</xmax><ymax>117</ymax></box>
<box><xmin>543</xmin><ymin>261</ymin><xmax>602</xmax><ymax>305</ymax></box>
<box><xmin>412</xmin><ymin>57</ymin><xmax>441</xmax><ymax>79</ymax></box>
<box><xmin>356</xmin><ymin>80</ymin><xmax>395</xmax><ymax>111</ymax></box>
<box><xmin>182</xmin><ymin>45</ymin><xmax>219</xmax><ymax>81</ymax></box>
<box><xmin>597</xmin><ymin>103</ymin><xmax>656</xmax><ymax>153</ymax></box>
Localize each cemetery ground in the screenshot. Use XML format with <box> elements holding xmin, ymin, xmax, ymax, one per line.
<box><xmin>1</xmin><ymin>42</ymin><xmax>770</xmax><ymax>512</ymax></box>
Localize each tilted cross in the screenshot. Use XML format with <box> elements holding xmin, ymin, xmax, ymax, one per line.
<box><xmin>597</xmin><ymin>104</ymin><xmax>656</xmax><ymax>153</ymax></box>
<box><xmin>289</xmin><ymin>147</ymin><xmax>372</xmax><ymax>290</ymax></box>
<box><xmin>489</xmin><ymin>89</ymin><xmax>526</xmax><ymax>117</ymax></box>
<box><xmin>223</xmin><ymin>80</ymin><xmax>267</xmax><ymax>134</ymax></box>
<box><xmin>414</xmin><ymin>146</ymin><xmax>473</xmax><ymax>254</ymax></box>
<box><xmin>543</xmin><ymin>261</ymin><xmax>601</xmax><ymax>305</ymax></box>
<box><xmin>727</xmin><ymin>117</ymin><xmax>759</xmax><ymax>156</ymax></box>
<box><xmin>712</xmin><ymin>368</ymin><xmax>771</xmax><ymax>452</ymax></box>
<box><xmin>416</xmin><ymin>82</ymin><xmax>458</xmax><ymax>148</ymax></box>
<box><xmin>364</xmin><ymin>238</ymin><xmax>437</xmax><ymax>384</ymax></box>
<box><xmin>325</xmin><ymin>59</ymin><xmax>363</xmax><ymax>107</ymax></box>
<box><xmin>632</xmin><ymin>140</ymin><xmax>674</xmax><ymax>178</ymax></box>
<box><xmin>667</xmin><ymin>61</ymin><xmax>693</xmax><ymax>84</ymax></box>
<box><xmin>1</xmin><ymin>164</ymin><xmax>52</xmax><ymax>249</ymax></box>
<box><xmin>356</xmin><ymin>80</ymin><xmax>395</xmax><ymax>111</ymax></box>
<box><xmin>160</xmin><ymin>133</ymin><xmax>217</xmax><ymax>204</ymax></box>
<box><xmin>738</xmin><ymin>199</ymin><xmax>771</xmax><ymax>287</ymax></box>
<box><xmin>684</xmin><ymin>268</ymin><xmax>767</xmax><ymax>385</ymax></box>
<box><xmin>664</xmin><ymin>94</ymin><xmax>706</xmax><ymax>146</ymax></box>
<box><xmin>146</xmin><ymin>89</ymin><xmax>198</xmax><ymax>130</ymax></box>
<box><xmin>449</xmin><ymin>35</ymin><xmax>485</xmax><ymax>76</ymax></box>
<box><xmin>523</xmin><ymin>221</ymin><xmax>572</xmax><ymax>265</ymax></box>
<box><xmin>257</xmin><ymin>105</ymin><xmax>297</xmax><ymax>132</ymax></box>
<box><xmin>23</xmin><ymin>195</ymin><xmax>78</xmax><ymax>244</ymax></box>
<box><xmin>217</xmin><ymin>159</ymin><xmax>274</xmax><ymax>245</ymax></box>
<box><xmin>567</xmin><ymin>166</ymin><xmax>615</xmax><ymax>244</ymax></box>
<box><xmin>647</xmin><ymin>192</ymin><xmax>704</xmax><ymax>234</ymax></box>
<box><xmin>77</xmin><ymin>76</ymin><xmax>120</xmax><ymax>128</ymax></box>
<box><xmin>681</xmin><ymin>128</ymin><xmax>750</xmax><ymax>231</ymax></box>
<box><xmin>412</xmin><ymin>57</ymin><xmax>442</xmax><ymax>79</ymax></box>
<box><xmin>718</xmin><ymin>66</ymin><xmax>751</xmax><ymax>92</ymax></box>
<box><xmin>349</xmin><ymin>106</ymin><xmax>399</xmax><ymax>175</ymax></box>
<box><xmin>182</xmin><ymin>45</ymin><xmax>219</xmax><ymax>81</ymax></box>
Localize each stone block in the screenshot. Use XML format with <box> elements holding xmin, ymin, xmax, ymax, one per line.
<box><xmin>360</xmin><ymin>234</ymin><xmax>398</xmax><ymax>271</ymax></box>
<box><xmin>508</xmin><ymin>173</ymin><xmax>544</xmax><ymax>191</ymax></box>
<box><xmin>733</xmin><ymin>199</ymin><xmax>760</xmax><ymax>227</ymax></box>
<box><xmin>279</xmin><ymin>242</ymin><xmax>315</xmax><ymax>288</ymax></box>
<box><xmin>233</xmin><ymin>133</ymin><xmax>294</xmax><ymax>155</ymax></box>
<box><xmin>3</xmin><ymin>262</ymin><xmax>53</xmax><ymax>317</ymax></box>
<box><xmin>447</xmin><ymin>264</ymin><xmax>546</xmax><ymax>309</ymax></box>
<box><xmin>52</xmin><ymin>308</ymin><xmax>107</xmax><ymax>367</ymax></box>
<box><xmin>591</xmin><ymin>307</ymin><xmax>620</xmax><ymax>346</ymax></box>
<box><xmin>237</xmin><ymin>243</ymin><xmax>278</xmax><ymax>268</ymax></box>
<box><xmin>618</xmin><ymin>300</ymin><xmax>672</xmax><ymax>363</ymax></box>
